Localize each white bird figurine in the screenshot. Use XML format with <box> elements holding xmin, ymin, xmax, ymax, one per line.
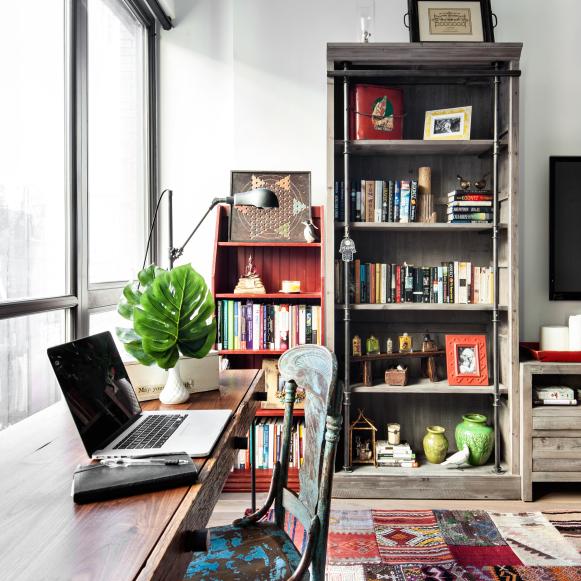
<box><xmin>442</xmin><ymin>444</ymin><xmax>470</xmax><ymax>469</ymax></box>
<box><xmin>302</xmin><ymin>220</ymin><xmax>319</xmax><ymax>243</ymax></box>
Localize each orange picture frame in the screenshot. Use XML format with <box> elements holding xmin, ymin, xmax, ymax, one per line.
<box><xmin>445</xmin><ymin>334</ymin><xmax>489</xmax><ymax>386</ymax></box>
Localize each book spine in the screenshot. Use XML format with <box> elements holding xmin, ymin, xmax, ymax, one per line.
<box><xmin>305</xmin><ymin>305</ymin><xmax>313</xmax><ymax>344</ymax></box>
<box><xmin>393</xmin><ymin>181</ymin><xmax>401</xmax><ymax>223</ymax></box>
<box><xmin>388</xmin><ymin>180</ymin><xmax>395</xmax><ymax>223</ymax></box>
<box><xmin>404</xmin><ymin>264</ymin><xmax>413</xmax><ymax>303</ymax></box>
<box><xmin>399</xmin><ymin>180</ymin><xmax>410</xmax><ymax>223</ymax></box>
<box><xmin>366</xmin><ymin>180</ymin><xmax>375</xmax><ymax>223</ymax></box>
<box><xmin>375</xmin><ymin>180</ymin><xmax>382</xmax><ymax>222</ymax></box>
<box><xmin>422</xmin><ymin>267</ymin><xmax>431</xmax><ymax>303</ymax></box>
<box><xmin>370</xmin><ymin>263</ymin><xmax>376</xmax><ymax>304</ymax></box>
<box><xmin>356</xmin><ymin>185</ymin><xmax>362</xmax><ymax>221</ymax></box>
<box><xmin>216</xmin><ymin>300</ymin><xmax>223</xmax><ymax>350</ymax></box>
<box><xmin>410</xmin><ymin>179</ymin><xmax>418</xmax><ymax>222</ymax></box>
<box><xmin>382</xmin><ymin>181</ymin><xmax>388</xmax><ymax>222</ymax></box>
<box><xmin>395</xmin><ymin>265</ymin><xmax>401</xmax><ymax>303</ymax></box>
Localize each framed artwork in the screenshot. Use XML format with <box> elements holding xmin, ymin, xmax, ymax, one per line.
<box><xmin>230</xmin><ymin>171</ymin><xmax>311</xmax><ymax>242</ymax></box>
<box><xmin>445</xmin><ymin>335</ymin><xmax>489</xmax><ymax>386</ymax></box>
<box><xmin>406</xmin><ymin>0</ymin><xmax>495</xmax><ymax>42</ymax></box>
<box><xmin>424</xmin><ymin>106</ymin><xmax>472</xmax><ymax>141</ymax></box>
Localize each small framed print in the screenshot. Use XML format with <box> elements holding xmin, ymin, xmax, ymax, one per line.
<box><xmin>445</xmin><ymin>335</ymin><xmax>489</xmax><ymax>386</ymax></box>
<box><xmin>407</xmin><ymin>0</ymin><xmax>495</xmax><ymax>43</ymax></box>
<box><xmin>424</xmin><ymin>106</ymin><xmax>472</xmax><ymax>141</ymax></box>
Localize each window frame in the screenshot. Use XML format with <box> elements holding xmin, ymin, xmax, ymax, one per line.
<box><xmin>0</xmin><ymin>0</ymin><xmax>159</xmax><ymax>362</ymax></box>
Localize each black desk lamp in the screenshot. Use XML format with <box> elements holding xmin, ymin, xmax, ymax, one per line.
<box><xmin>166</xmin><ymin>189</ymin><xmax>278</xmax><ymax>268</ymax></box>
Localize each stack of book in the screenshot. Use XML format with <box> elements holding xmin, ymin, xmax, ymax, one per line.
<box><xmin>376</xmin><ymin>440</ymin><xmax>418</xmax><ymax>468</ymax></box>
<box><xmin>533</xmin><ymin>386</ymin><xmax>578</xmax><ymax>406</ymax></box>
<box><xmin>334</xmin><ymin>179</ymin><xmax>419</xmax><ymax>223</ymax></box>
<box><xmin>234</xmin><ymin>418</ymin><xmax>305</xmax><ymax>470</ymax></box>
<box><xmin>447</xmin><ymin>190</ymin><xmax>493</xmax><ymax>224</ymax></box>
<box><xmin>217</xmin><ymin>301</ymin><xmax>322</xmax><ymax>351</ymax></box>
<box><xmin>335</xmin><ymin>260</ymin><xmax>494</xmax><ymax>305</ymax></box>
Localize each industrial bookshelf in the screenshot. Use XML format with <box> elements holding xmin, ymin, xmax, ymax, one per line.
<box><xmin>211</xmin><ymin>204</ymin><xmax>325</xmax><ymax>493</ymax></box>
<box><xmin>325</xmin><ymin>43</ymin><xmax>522</xmax><ymax>499</ymax></box>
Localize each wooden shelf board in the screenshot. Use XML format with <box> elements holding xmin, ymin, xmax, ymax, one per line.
<box><xmin>341</xmin><ymin>457</ymin><xmax>507</xmax><ymax>478</ymax></box>
<box><xmin>218</xmin><ymin>241</ymin><xmax>321</xmax><ymax>248</ymax></box>
<box><xmin>336</xmin><ymin>303</ymin><xmax>507</xmax><ymax>311</ymax></box>
<box><xmin>351</xmin><ymin>378</ymin><xmax>508</xmax><ymax>395</ymax></box>
<box><xmin>216</xmin><ymin>292</ymin><xmax>322</xmax><ymax>300</ymax></box>
<box><xmin>352</xmin><ymin>350</ymin><xmax>445</xmax><ymax>363</ymax></box>
<box><xmin>335</xmin><ymin>139</ymin><xmax>494</xmax><ymax>156</ymax></box>
<box><xmin>335</xmin><ymin>222</ymin><xmax>507</xmax><ymax>232</ymax></box>
<box><xmin>219</xmin><ymin>349</ymin><xmax>286</xmax><ymax>355</ymax></box>
<box><xmin>256</xmin><ymin>408</ymin><xmax>305</xmax><ymax>417</ymax></box>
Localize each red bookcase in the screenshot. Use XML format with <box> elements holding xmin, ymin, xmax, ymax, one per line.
<box><xmin>211</xmin><ymin>205</ymin><xmax>325</xmax><ymax>492</ymax></box>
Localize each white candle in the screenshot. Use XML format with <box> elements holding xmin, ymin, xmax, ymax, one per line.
<box><xmin>540</xmin><ymin>326</ymin><xmax>569</xmax><ymax>351</ymax></box>
<box><xmin>569</xmin><ymin>315</ymin><xmax>581</xmax><ymax>351</ymax></box>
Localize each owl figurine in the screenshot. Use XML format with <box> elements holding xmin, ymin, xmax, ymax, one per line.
<box><xmin>302</xmin><ymin>220</ymin><xmax>319</xmax><ymax>243</ymax></box>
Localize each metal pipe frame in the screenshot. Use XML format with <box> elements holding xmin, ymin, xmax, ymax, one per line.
<box><xmin>492</xmin><ymin>63</ymin><xmax>502</xmax><ymax>474</ymax></box>
<box><xmin>342</xmin><ymin>63</ymin><xmax>352</xmax><ymax>472</ymax></box>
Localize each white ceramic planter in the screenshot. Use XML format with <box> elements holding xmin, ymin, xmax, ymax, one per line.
<box><xmin>159</xmin><ymin>360</ymin><xmax>191</xmax><ymax>404</ymax></box>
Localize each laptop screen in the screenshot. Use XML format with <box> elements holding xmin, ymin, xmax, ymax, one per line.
<box><xmin>47</xmin><ymin>331</ymin><xmax>142</xmax><ymax>456</ymax></box>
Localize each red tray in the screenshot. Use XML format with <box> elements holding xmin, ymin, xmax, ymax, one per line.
<box><xmin>520</xmin><ymin>342</ymin><xmax>581</xmax><ymax>363</ymax></box>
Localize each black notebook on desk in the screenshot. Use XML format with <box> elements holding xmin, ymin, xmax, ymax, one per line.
<box><xmin>73</xmin><ymin>454</ymin><xmax>198</xmax><ymax>504</ymax></box>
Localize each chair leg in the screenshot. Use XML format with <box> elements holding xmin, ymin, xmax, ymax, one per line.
<box><xmin>233</xmin><ymin>461</ymin><xmax>281</xmax><ymax>526</ymax></box>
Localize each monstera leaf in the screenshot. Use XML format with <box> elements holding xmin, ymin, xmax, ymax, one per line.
<box><xmin>116</xmin><ymin>264</ymin><xmax>215</xmax><ymax>369</ymax></box>
<box><xmin>116</xmin><ymin>265</ymin><xmax>165</xmax><ymax>365</ymax></box>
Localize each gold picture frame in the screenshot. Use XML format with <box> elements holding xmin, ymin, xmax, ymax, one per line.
<box><xmin>424</xmin><ymin>106</ymin><xmax>472</xmax><ymax>141</ymax></box>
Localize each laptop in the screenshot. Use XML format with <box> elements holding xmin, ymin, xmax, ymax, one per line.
<box><xmin>47</xmin><ymin>331</ymin><xmax>231</xmax><ymax>459</ymax></box>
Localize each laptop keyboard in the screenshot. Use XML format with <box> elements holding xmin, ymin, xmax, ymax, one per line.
<box><xmin>113</xmin><ymin>414</ymin><xmax>187</xmax><ymax>450</ymax></box>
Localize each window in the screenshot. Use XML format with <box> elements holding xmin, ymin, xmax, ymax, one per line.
<box><xmin>88</xmin><ymin>0</ymin><xmax>148</xmax><ymax>284</ymax></box>
<box><xmin>0</xmin><ymin>0</ymin><xmax>158</xmax><ymax>431</ymax></box>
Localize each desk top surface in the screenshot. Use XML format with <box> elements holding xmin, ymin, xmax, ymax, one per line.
<box><xmin>0</xmin><ymin>369</ymin><xmax>260</xmax><ymax>581</ymax></box>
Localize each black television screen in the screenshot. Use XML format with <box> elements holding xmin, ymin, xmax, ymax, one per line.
<box><xmin>550</xmin><ymin>156</ymin><xmax>581</xmax><ymax>300</ymax></box>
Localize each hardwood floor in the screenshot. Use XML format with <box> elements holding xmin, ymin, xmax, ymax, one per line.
<box><xmin>209</xmin><ymin>484</ymin><xmax>581</xmax><ymax>527</ymax></box>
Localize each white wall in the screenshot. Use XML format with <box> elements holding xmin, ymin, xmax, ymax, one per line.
<box><xmin>160</xmin><ymin>0</ymin><xmax>581</xmax><ymax>340</ymax></box>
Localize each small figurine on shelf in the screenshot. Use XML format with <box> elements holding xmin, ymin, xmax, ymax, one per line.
<box><xmin>352</xmin><ymin>335</ymin><xmax>362</xmax><ymax>357</ymax></box>
<box><xmin>399</xmin><ymin>333</ymin><xmax>413</xmax><ymax>353</ymax></box>
<box><xmin>457</xmin><ymin>174</ymin><xmax>471</xmax><ymax>190</ymax></box>
<box><xmin>301</xmin><ymin>219</ymin><xmax>319</xmax><ymax>243</ymax></box>
<box><xmin>366</xmin><ymin>335</ymin><xmax>380</xmax><ymax>355</ymax></box>
<box><xmin>234</xmin><ymin>254</ymin><xmax>266</xmax><ymax>294</ymax></box>
<box><xmin>350</xmin><ymin>409</ymin><xmax>378</xmax><ymax>466</ymax></box>
<box><xmin>422</xmin><ymin>333</ymin><xmax>438</xmax><ymax>352</ymax></box>
<box><xmin>386</xmin><ymin>337</ymin><xmax>393</xmax><ymax>354</ymax></box>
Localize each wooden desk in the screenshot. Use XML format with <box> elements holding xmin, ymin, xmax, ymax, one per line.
<box><xmin>0</xmin><ymin>369</ymin><xmax>264</xmax><ymax>581</ymax></box>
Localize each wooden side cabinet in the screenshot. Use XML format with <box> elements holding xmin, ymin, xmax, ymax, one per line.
<box><xmin>520</xmin><ymin>362</ymin><xmax>581</xmax><ymax>501</ymax></box>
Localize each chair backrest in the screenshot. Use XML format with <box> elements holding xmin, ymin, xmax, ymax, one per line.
<box><xmin>277</xmin><ymin>345</ymin><xmax>341</xmax><ymax>581</ymax></box>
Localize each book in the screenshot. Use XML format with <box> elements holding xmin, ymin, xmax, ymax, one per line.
<box><xmin>448</xmin><ymin>200</ymin><xmax>493</xmax><ymax>208</ymax></box>
<box><xmin>388</xmin><ymin>180</ymin><xmax>395</xmax><ymax>223</ymax></box>
<box><xmin>534</xmin><ymin>399</ymin><xmax>578</xmax><ymax>406</ymax></box>
<box><xmin>375</xmin><ymin>180</ymin><xmax>383</xmax><ymax>222</ymax></box>
<box><xmin>448</xmin><ymin>190</ymin><xmax>493</xmax><ymax>202</ymax></box>
<box><xmin>534</xmin><ymin>386</ymin><xmax>575</xmax><ymax>400</ymax></box>
<box><xmin>393</xmin><ymin>181</ymin><xmax>401</xmax><ymax>222</ymax></box>
<box><xmin>366</xmin><ymin>180</ymin><xmax>375</xmax><ymax>222</ymax></box>
<box><xmin>382</xmin><ymin>181</ymin><xmax>388</xmax><ymax>222</ymax></box>
<box><xmin>410</xmin><ymin>180</ymin><xmax>418</xmax><ymax>222</ymax></box>
<box><xmin>399</xmin><ymin>180</ymin><xmax>411</xmax><ymax>223</ymax></box>
<box><xmin>448</xmin><ymin>213</ymin><xmax>493</xmax><ymax>221</ymax></box>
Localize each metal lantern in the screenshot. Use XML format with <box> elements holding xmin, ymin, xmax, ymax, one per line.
<box><xmin>349</xmin><ymin>409</ymin><xmax>378</xmax><ymax>467</ymax></box>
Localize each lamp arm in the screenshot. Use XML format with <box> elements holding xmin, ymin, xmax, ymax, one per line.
<box><xmin>169</xmin><ymin>196</ymin><xmax>232</xmax><ymax>268</ymax></box>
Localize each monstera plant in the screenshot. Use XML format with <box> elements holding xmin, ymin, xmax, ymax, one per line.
<box><xmin>116</xmin><ymin>264</ymin><xmax>216</xmax><ymax>404</ymax></box>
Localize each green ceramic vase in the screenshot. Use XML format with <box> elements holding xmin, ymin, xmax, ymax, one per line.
<box><xmin>455</xmin><ymin>413</ymin><xmax>494</xmax><ymax>466</ymax></box>
<box><xmin>423</xmin><ymin>425</ymin><xmax>448</xmax><ymax>464</ymax></box>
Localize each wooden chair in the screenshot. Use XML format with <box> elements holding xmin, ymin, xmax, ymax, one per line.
<box><xmin>185</xmin><ymin>344</ymin><xmax>341</xmax><ymax>581</ymax></box>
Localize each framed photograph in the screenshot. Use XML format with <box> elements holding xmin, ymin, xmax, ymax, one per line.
<box><xmin>407</xmin><ymin>0</ymin><xmax>495</xmax><ymax>42</ymax></box>
<box><xmin>230</xmin><ymin>171</ymin><xmax>311</xmax><ymax>242</ymax></box>
<box><xmin>445</xmin><ymin>334</ymin><xmax>489</xmax><ymax>386</ymax></box>
<box><xmin>424</xmin><ymin>106</ymin><xmax>472</xmax><ymax>141</ymax></box>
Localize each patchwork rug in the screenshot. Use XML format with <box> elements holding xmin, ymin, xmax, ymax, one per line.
<box><xmin>285</xmin><ymin>509</ymin><xmax>581</xmax><ymax>580</ymax></box>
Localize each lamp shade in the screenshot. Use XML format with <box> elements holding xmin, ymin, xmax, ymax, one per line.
<box><xmin>232</xmin><ymin>188</ymin><xmax>278</xmax><ymax>208</ymax></box>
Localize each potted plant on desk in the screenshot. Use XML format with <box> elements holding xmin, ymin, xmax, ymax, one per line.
<box><xmin>116</xmin><ymin>263</ymin><xmax>216</xmax><ymax>404</ymax></box>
